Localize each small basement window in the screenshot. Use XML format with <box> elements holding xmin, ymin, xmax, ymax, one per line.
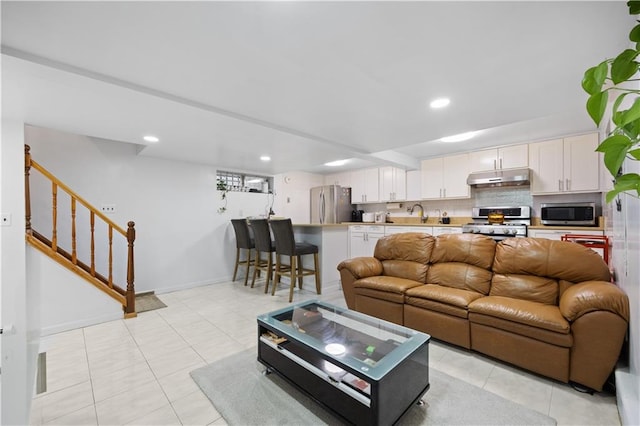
<box><xmin>217</xmin><ymin>171</ymin><xmax>273</xmax><ymax>193</ymax></box>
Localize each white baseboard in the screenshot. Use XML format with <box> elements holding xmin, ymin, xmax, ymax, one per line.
<box><xmin>40</xmin><ymin>312</ymin><xmax>123</xmax><ymax>336</ymax></box>
<box><xmin>154</xmin><ymin>277</ymin><xmax>231</xmax><ymax>295</ymax></box>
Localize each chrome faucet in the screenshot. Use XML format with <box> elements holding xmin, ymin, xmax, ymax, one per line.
<box><xmin>409</xmin><ymin>203</ymin><xmax>427</xmax><ymax>223</ymax></box>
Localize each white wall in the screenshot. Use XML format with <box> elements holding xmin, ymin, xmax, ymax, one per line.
<box><xmin>1</xmin><ymin>121</ymin><xmax>33</xmax><ymax>425</ymax></box>
<box><xmin>273</xmin><ymin>171</ymin><xmax>324</xmax><ymax>223</ymax></box>
<box><xmin>28</xmin><ymin>246</ymin><xmax>123</xmax><ymax>336</ymax></box>
<box><xmin>25</xmin><ymin>125</ymin><xmax>273</xmax><ymax>312</ymax></box>
<box><xmin>609</xmin><ymin>157</ymin><xmax>640</xmax><ymax>426</ymax></box>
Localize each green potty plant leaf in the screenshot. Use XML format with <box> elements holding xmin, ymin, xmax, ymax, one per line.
<box><xmin>596</xmin><ymin>134</ymin><xmax>634</xmax><ymax>177</ymax></box>
<box><xmin>629</xmin><ymin>148</ymin><xmax>640</xmax><ymax>159</ymax></box>
<box><xmin>606</xmin><ymin>173</ymin><xmax>640</xmax><ymax>203</ymax></box>
<box><xmin>619</xmin><ymin>97</ymin><xmax>640</xmax><ymax>127</ymax></box>
<box><xmin>582</xmin><ymin>62</ymin><xmax>609</xmax><ymax>95</ymax></box>
<box><xmin>582</xmin><ymin>1</ymin><xmax>640</xmax><ymax>202</ymax></box>
<box><xmin>611</xmin><ymin>49</ymin><xmax>639</xmax><ymax>84</ymax></box>
<box><xmin>587</xmin><ymin>91</ymin><xmax>608</xmax><ymax>126</ymax></box>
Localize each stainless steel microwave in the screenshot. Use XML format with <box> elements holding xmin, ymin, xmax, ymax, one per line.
<box><xmin>540</xmin><ymin>202</ymin><xmax>596</xmax><ymax>226</ymax></box>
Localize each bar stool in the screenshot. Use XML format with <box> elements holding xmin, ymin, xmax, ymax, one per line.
<box><xmin>269</xmin><ymin>218</ymin><xmax>321</xmax><ymax>303</ymax></box>
<box><xmin>230</xmin><ymin>219</ymin><xmax>255</xmax><ymax>286</ymax></box>
<box><xmin>249</xmin><ymin>219</ymin><xmax>278</xmax><ymax>293</ymax></box>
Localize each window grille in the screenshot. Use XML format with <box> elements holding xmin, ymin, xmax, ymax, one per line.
<box><xmin>216</xmin><ymin>170</ymin><xmax>273</xmax><ymax>193</ymax></box>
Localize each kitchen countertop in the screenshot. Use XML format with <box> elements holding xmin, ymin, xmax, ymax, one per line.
<box><xmin>292</xmin><ymin>222</ymin><xmax>463</xmax><ymax>227</ymax></box>
<box><xmin>528</xmin><ymin>224</ymin><xmax>605</xmax><ymax>231</ymax></box>
<box><xmin>293</xmin><ymin>223</ymin><xmax>350</xmax><ymax>228</ymax></box>
<box><xmin>295</xmin><ymin>218</ymin><xmax>605</xmax><ymax>231</ymax></box>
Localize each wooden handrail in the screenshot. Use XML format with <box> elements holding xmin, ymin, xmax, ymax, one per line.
<box><xmin>28</xmin><ymin>157</ymin><xmax>127</xmax><ymax>236</ymax></box>
<box><xmin>24</xmin><ymin>145</ymin><xmax>136</xmax><ymax>317</ymax></box>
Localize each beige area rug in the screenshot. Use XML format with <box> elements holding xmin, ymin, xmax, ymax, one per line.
<box><xmin>190</xmin><ymin>348</ymin><xmax>556</xmax><ymax>425</ymax></box>
<box><xmin>135</xmin><ymin>293</ymin><xmax>167</xmax><ymax>313</ymax></box>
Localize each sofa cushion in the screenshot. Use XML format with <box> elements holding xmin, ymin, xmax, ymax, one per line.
<box><xmin>427</xmin><ymin>263</ymin><xmax>493</xmax><ymax>294</ymax></box>
<box><xmin>381</xmin><ymin>259</ymin><xmax>427</xmax><ymax>283</ymax></box>
<box><xmin>405</xmin><ymin>284</ymin><xmax>484</xmax><ymax>319</ymax></box>
<box><xmin>354</xmin><ymin>276</ymin><xmax>423</xmax><ymax>304</ymax></box>
<box><xmin>493</xmin><ymin>238</ymin><xmax>610</xmax><ymax>283</ymax></box>
<box><xmin>405</xmin><ymin>298</ymin><xmax>470</xmax><ymax>319</ymax></box>
<box><xmin>374</xmin><ymin>232</ymin><xmax>434</xmax><ymax>264</ymax></box>
<box><xmin>490</xmin><ymin>274</ymin><xmax>558</xmax><ymax>305</ymax></box>
<box><xmin>469</xmin><ymin>295</ymin><xmax>570</xmax><ymax>334</ymax></box>
<box><xmin>430</xmin><ymin>233</ymin><xmax>496</xmax><ymax>270</ymax></box>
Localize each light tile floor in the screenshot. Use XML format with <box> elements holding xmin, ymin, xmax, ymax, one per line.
<box><xmin>30</xmin><ymin>280</ymin><xmax>621</xmax><ymax>425</ymax></box>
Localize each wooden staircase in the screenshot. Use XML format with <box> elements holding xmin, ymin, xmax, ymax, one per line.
<box><xmin>24</xmin><ymin>145</ymin><xmax>137</xmax><ymax>318</ymax></box>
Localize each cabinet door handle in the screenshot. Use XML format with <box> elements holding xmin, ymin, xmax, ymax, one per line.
<box><xmin>566</xmin><ymin>178</ymin><xmax>570</xmax><ymax>191</ymax></box>
<box><xmin>443</xmin><ymin>188</ymin><xmax>446</xmax><ymax>198</ymax></box>
<box><xmin>493</xmin><ymin>159</ymin><xmax>497</xmax><ymax>170</ymax></box>
<box><xmin>499</xmin><ymin>158</ymin><xmax>503</xmax><ymax>169</ymax></box>
<box><xmin>558</xmin><ymin>179</ymin><xmax>562</xmax><ymax>191</ymax></box>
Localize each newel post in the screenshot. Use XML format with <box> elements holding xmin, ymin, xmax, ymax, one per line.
<box><xmin>25</xmin><ymin>145</ymin><xmax>32</xmax><ymax>233</ymax></box>
<box><xmin>125</xmin><ymin>221</ymin><xmax>136</xmax><ymax>317</ymax></box>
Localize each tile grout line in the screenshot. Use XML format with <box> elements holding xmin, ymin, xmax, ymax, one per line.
<box><xmin>126</xmin><ymin>310</ymin><xmax>185</xmax><ymax>425</ymax></box>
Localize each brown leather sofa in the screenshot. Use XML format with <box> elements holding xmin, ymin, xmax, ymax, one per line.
<box><xmin>337</xmin><ymin>232</ymin><xmax>629</xmax><ymax>391</ymax></box>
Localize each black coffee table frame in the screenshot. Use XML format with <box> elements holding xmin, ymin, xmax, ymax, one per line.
<box><xmin>257</xmin><ymin>300</ymin><xmax>430</xmax><ymax>425</ymax></box>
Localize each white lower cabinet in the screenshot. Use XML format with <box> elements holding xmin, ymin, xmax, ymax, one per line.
<box><xmin>431</xmin><ymin>226</ymin><xmax>462</xmax><ymax>236</ymax></box>
<box><xmin>384</xmin><ymin>226</ymin><xmax>433</xmax><ymax>236</ymax></box>
<box><xmin>349</xmin><ymin>225</ymin><xmax>385</xmax><ymax>258</ymax></box>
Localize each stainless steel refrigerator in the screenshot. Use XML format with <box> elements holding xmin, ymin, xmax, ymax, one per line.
<box><xmin>310</xmin><ymin>185</ymin><xmax>353</xmax><ymax>224</ymax></box>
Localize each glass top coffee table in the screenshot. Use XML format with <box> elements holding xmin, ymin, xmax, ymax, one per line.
<box><xmin>257</xmin><ymin>300</ymin><xmax>430</xmax><ymax>425</ymax></box>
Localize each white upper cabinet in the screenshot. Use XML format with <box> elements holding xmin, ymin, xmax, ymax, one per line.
<box><xmin>469</xmin><ymin>144</ymin><xmax>528</xmax><ymax>172</ymax></box>
<box><xmin>379</xmin><ymin>166</ymin><xmax>406</xmax><ymax>202</ymax></box>
<box><xmin>351</xmin><ymin>167</ymin><xmax>380</xmax><ymax>203</ymax></box>
<box><xmin>324</xmin><ymin>171</ymin><xmax>351</xmax><ymax>188</ymax></box>
<box><xmin>563</xmin><ymin>134</ymin><xmax>600</xmax><ymax>192</ymax></box>
<box><xmin>421</xmin><ymin>153</ymin><xmax>470</xmax><ymax>199</ymax></box>
<box><xmin>529</xmin><ymin>133</ymin><xmax>599</xmax><ymax>194</ymax></box>
<box><xmin>405</xmin><ymin>170</ymin><xmax>422</xmax><ymax>201</ymax></box>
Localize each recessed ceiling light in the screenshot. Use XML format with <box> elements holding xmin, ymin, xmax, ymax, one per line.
<box><xmin>325</xmin><ymin>159</ymin><xmax>349</xmax><ymax>167</ymax></box>
<box><xmin>143</xmin><ymin>135</ymin><xmax>159</xmax><ymax>143</ymax></box>
<box><xmin>430</xmin><ymin>98</ymin><xmax>450</xmax><ymax>109</ymax></box>
<box><xmin>260</xmin><ymin>155</ymin><xmax>271</xmax><ymax>162</ymax></box>
<box><xmin>440</xmin><ymin>131</ymin><xmax>479</xmax><ymax>143</ymax></box>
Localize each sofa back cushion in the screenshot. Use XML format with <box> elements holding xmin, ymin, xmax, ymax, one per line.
<box><xmin>427</xmin><ymin>234</ymin><xmax>496</xmax><ymax>294</ymax></box>
<box><xmin>491</xmin><ymin>274</ymin><xmax>559</xmax><ymax>305</ymax></box>
<box><xmin>381</xmin><ymin>260</ymin><xmax>428</xmax><ymax>283</ymax></box>
<box><xmin>491</xmin><ymin>237</ymin><xmax>611</xmax><ymax>304</ymax></box>
<box><xmin>427</xmin><ymin>263</ymin><xmax>494</xmax><ymax>294</ymax></box>
<box><xmin>374</xmin><ymin>233</ymin><xmax>434</xmax><ymax>282</ymax></box>
<box><xmin>430</xmin><ymin>234</ymin><xmax>497</xmax><ymax>269</ymax></box>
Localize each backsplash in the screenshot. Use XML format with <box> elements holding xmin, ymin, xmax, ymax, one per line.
<box><xmin>357</xmin><ymin>187</ymin><xmax>603</xmax><ymax>219</ymax></box>
<box><xmin>473</xmin><ymin>187</ymin><xmax>533</xmax><ymax>208</ymax></box>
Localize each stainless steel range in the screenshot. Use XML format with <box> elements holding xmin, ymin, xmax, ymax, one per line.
<box><xmin>462</xmin><ymin>206</ymin><xmax>531</xmax><ymax>240</ymax></box>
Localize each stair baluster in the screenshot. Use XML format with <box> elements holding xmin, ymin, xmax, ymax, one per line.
<box><xmin>24</xmin><ymin>144</ymin><xmax>137</xmax><ymax>318</ymax></box>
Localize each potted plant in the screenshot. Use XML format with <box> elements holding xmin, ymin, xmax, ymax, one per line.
<box><xmin>217</xmin><ymin>179</ymin><xmax>229</xmax><ymax>213</ymax></box>
<box><xmin>582</xmin><ymin>0</ymin><xmax>640</xmax><ymax>203</ymax></box>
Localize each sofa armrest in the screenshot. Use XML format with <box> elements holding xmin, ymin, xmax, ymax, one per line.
<box><xmin>337</xmin><ymin>257</ymin><xmax>383</xmax><ymax>279</ymax></box>
<box><xmin>559</xmin><ymin>281</ymin><xmax>629</xmax><ymax>322</ymax></box>
<box><xmin>337</xmin><ymin>257</ymin><xmax>383</xmax><ymax>309</ymax></box>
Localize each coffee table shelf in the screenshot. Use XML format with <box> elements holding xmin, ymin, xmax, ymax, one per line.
<box><xmin>257</xmin><ymin>300</ymin><xmax>430</xmax><ymax>425</ymax></box>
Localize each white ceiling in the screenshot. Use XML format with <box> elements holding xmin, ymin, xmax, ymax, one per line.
<box><xmin>1</xmin><ymin>1</ymin><xmax>632</xmax><ymax>175</ymax></box>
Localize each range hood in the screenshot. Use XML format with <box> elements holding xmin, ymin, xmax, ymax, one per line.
<box><xmin>466</xmin><ymin>168</ymin><xmax>531</xmax><ymax>188</ymax></box>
